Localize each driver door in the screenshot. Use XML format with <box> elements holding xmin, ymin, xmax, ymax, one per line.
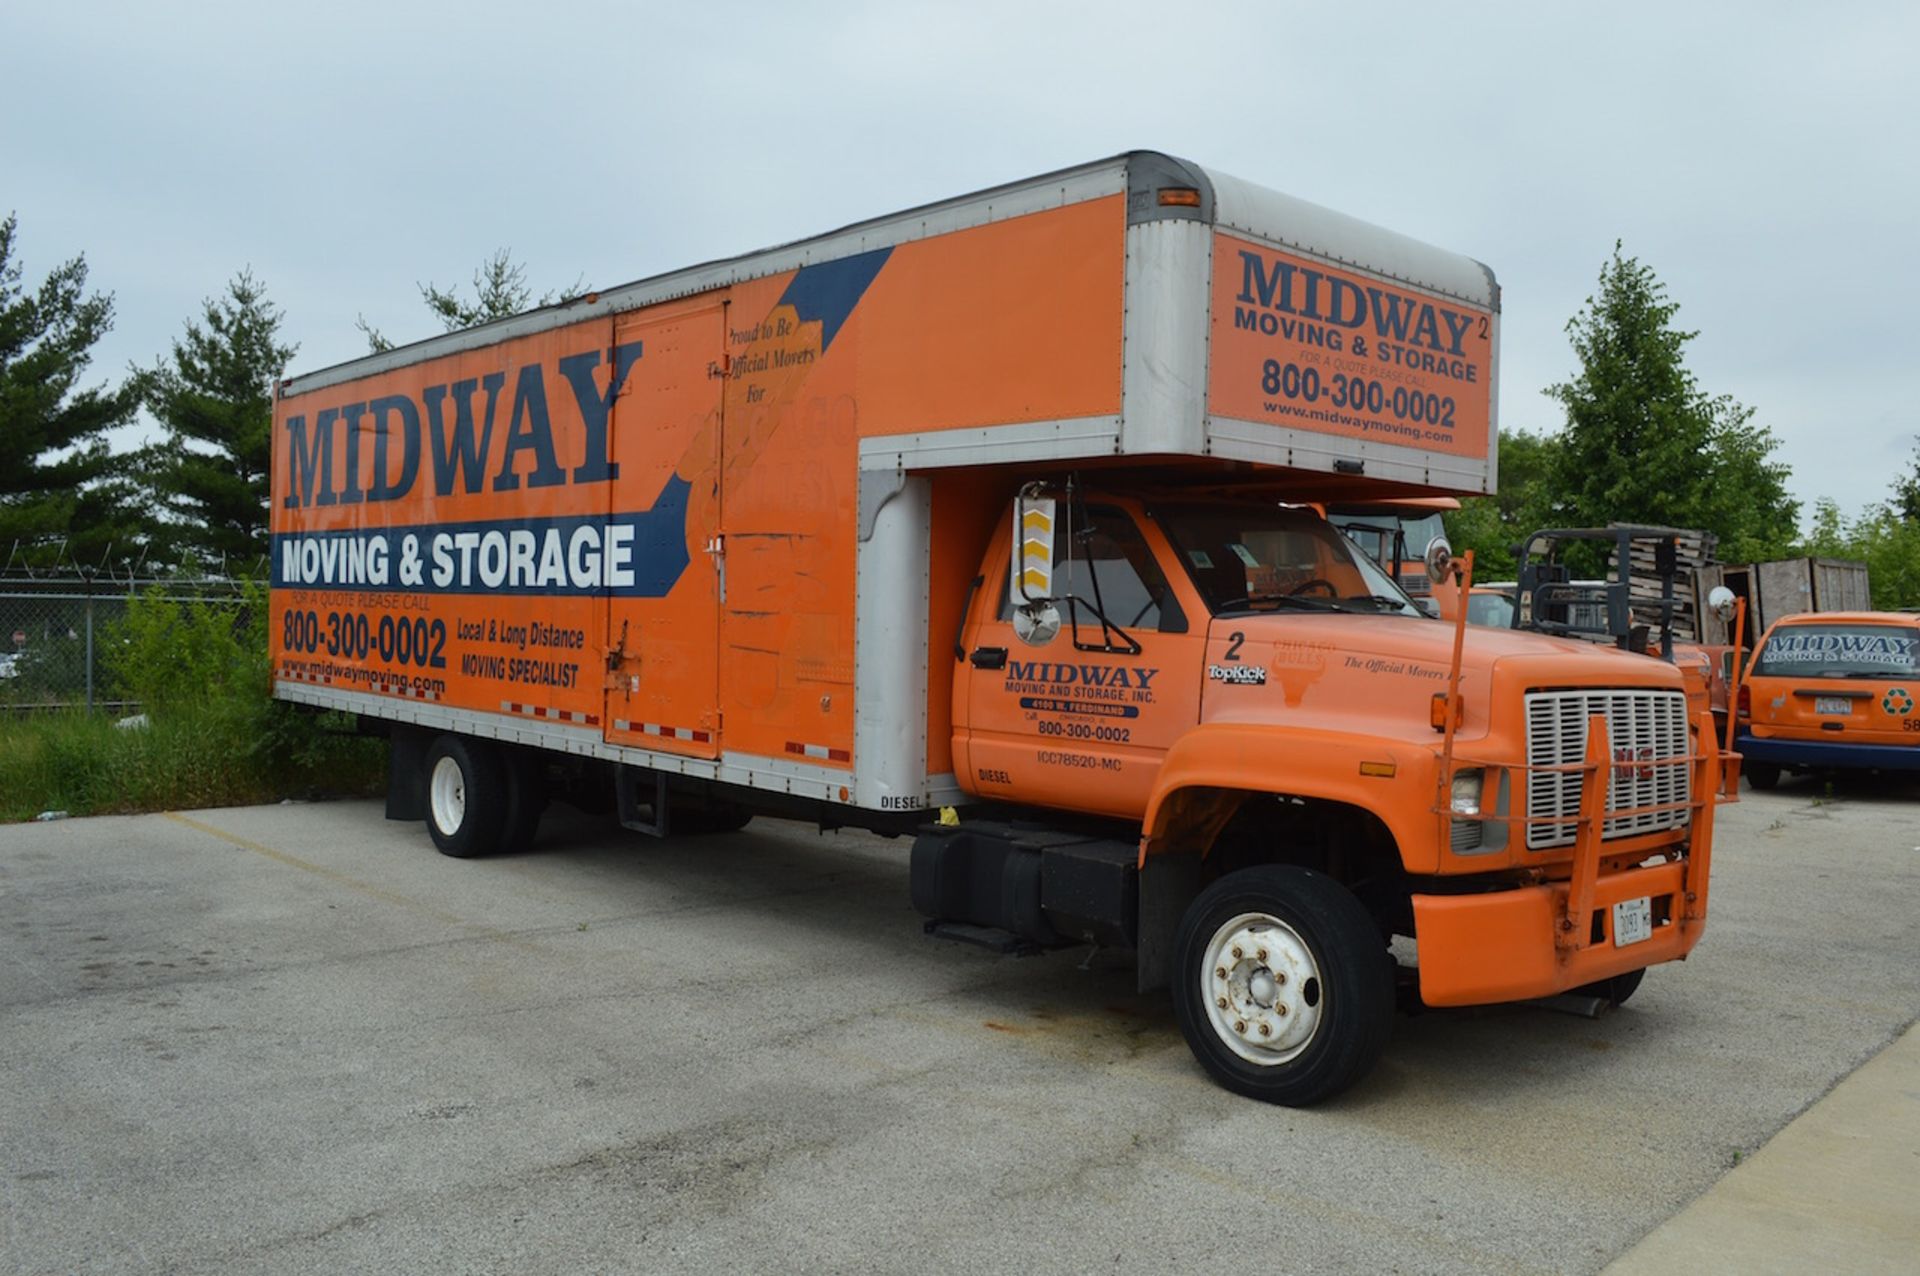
<box><xmin>960</xmin><ymin>502</ymin><xmax>1205</xmax><ymax>820</ymax></box>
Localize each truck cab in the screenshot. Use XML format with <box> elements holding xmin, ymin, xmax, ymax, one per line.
<box><xmin>918</xmin><ymin>485</ymin><xmax>1726</xmax><ymax>1105</ymax></box>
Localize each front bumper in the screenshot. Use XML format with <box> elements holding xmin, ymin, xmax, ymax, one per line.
<box><xmin>1738</xmin><ymin>732</ymin><xmax>1920</xmax><ymax>773</ymax></box>
<box><xmin>1411</xmin><ymin>857</ymin><xmax>1701</xmax><ymax>1006</ymax></box>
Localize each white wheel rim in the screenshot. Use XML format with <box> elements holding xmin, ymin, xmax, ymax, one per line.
<box><xmin>430</xmin><ymin>755</ymin><xmax>466</xmax><ymax>835</ymax></box>
<box><xmin>1200</xmin><ymin>912</ymin><xmax>1324</xmax><ymax>1065</ymax></box>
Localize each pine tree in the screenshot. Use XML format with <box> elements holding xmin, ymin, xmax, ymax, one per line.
<box><xmin>1546</xmin><ymin>244</ymin><xmax>1798</xmax><ymax>563</ymax></box>
<box><xmin>142</xmin><ymin>269</ymin><xmax>297</xmax><ymax>567</ymax></box>
<box><xmin>0</xmin><ymin>213</ymin><xmax>143</xmax><ymax>566</ymax></box>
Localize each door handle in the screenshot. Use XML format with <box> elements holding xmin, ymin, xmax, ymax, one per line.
<box><xmin>970</xmin><ymin>646</ymin><xmax>1008</xmax><ymax>670</ymax></box>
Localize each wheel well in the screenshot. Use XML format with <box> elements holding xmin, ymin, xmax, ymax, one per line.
<box><xmin>1136</xmin><ymin>789</ymin><xmax>1411</xmax><ymax>994</ymax></box>
<box><xmin>1206</xmin><ymin>794</ymin><xmax>1399</xmax><ymax>884</ymax></box>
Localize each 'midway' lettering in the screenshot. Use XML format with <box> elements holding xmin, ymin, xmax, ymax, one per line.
<box><xmin>1006</xmin><ymin>661</ymin><xmax>1160</xmax><ymax>690</ymax></box>
<box><xmin>1234</xmin><ymin>250</ymin><xmax>1476</xmax><ymax>357</ymax></box>
<box><xmin>281</xmin><ymin>340</ymin><xmax>643</xmax><ymax>509</ymax></box>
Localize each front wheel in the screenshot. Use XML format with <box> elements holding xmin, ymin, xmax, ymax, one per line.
<box><xmin>1171</xmin><ymin>865</ymin><xmax>1395</xmax><ymax>1106</ymax></box>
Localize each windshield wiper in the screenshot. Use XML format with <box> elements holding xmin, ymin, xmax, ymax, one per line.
<box><xmin>1340</xmin><ymin>594</ymin><xmax>1413</xmax><ymax>611</ymax></box>
<box><xmin>1218</xmin><ymin>593</ymin><xmax>1343</xmax><ymax>614</ymax></box>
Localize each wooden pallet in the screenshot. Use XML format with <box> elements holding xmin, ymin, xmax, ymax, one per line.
<box><xmin>1608</xmin><ymin>525</ymin><xmax>1721</xmax><ymax>643</ymax></box>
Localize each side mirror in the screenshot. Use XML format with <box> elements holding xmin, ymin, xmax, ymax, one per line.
<box><xmin>1011</xmin><ymin>491</ymin><xmax>1057</xmax><ymax>605</ymax></box>
<box><xmin>1010</xmin><ymin>489</ymin><xmax>1061</xmax><ymax>645</ymax></box>
<box><xmin>1708</xmin><ymin>585</ymin><xmax>1737</xmax><ymax>623</ymax></box>
<box><xmin>1423</xmin><ymin>535</ymin><xmax>1455</xmax><ymax>586</ymax></box>
<box><xmin>1012</xmin><ymin>602</ymin><xmax>1061</xmax><ymax>645</ymax></box>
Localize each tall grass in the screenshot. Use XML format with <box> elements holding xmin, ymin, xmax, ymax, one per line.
<box><xmin>0</xmin><ymin>583</ymin><xmax>384</xmax><ymax>821</ymax></box>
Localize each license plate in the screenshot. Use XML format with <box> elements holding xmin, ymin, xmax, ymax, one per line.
<box><xmin>1613</xmin><ymin>896</ymin><xmax>1653</xmax><ymax>947</ymax></box>
<box><xmin>1815</xmin><ymin>697</ymin><xmax>1853</xmax><ymax>715</ymax></box>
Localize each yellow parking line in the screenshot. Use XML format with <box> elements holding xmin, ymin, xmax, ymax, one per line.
<box><xmin>163</xmin><ymin>811</ymin><xmax>542</xmax><ymax>952</ymax></box>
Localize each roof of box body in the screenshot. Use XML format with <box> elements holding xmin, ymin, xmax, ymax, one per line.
<box><xmin>282</xmin><ymin>150</ymin><xmax>1498</xmax><ymax>398</ymax></box>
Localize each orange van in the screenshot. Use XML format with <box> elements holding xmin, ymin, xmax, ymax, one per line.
<box><xmin>1737</xmin><ymin>611</ymin><xmax>1920</xmax><ymax>788</ymax></box>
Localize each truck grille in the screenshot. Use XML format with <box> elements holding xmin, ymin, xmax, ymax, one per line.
<box><xmin>1524</xmin><ymin>689</ymin><xmax>1690</xmax><ymax>850</ymax></box>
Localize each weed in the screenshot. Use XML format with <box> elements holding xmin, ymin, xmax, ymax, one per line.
<box><xmin>1</xmin><ymin>584</ymin><xmax>383</xmax><ymax>821</ymax></box>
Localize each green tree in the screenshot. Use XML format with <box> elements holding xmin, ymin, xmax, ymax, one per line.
<box><xmin>142</xmin><ymin>269</ymin><xmax>297</xmax><ymax>567</ymax></box>
<box><xmin>1546</xmin><ymin>244</ymin><xmax>1798</xmax><ymax>563</ymax></box>
<box><xmin>1444</xmin><ymin>427</ymin><xmax>1560</xmax><ymax>580</ymax></box>
<box><xmin>1892</xmin><ymin>436</ymin><xmax>1920</xmax><ymax>523</ymax></box>
<box><xmin>0</xmin><ymin>213</ymin><xmax>143</xmax><ymax>565</ymax></box>
<box><xmin>357</xmin><ymin>248</ymin><xmax>581</xmax><ymax>352</ymax></box>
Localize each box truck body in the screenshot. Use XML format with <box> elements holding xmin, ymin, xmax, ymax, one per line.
<box><xmin>271</xmin><ymin>152</ymin><xmax>1724</xmax><ymax>1105</ymax></box>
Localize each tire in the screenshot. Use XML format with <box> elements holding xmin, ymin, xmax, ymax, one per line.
<box><xmin>424</xmin><ymin>735</ymin><xmax>507</xmax><ymax>858</ymax></box>
<box><xmin>1573</xmin><ymin>966</ymin><xmax>1644</xmax><ymax>1006</ymax></box>
<box><xmin>498</xmin><ymin>748</ymin><xmax>548</xmax><ymax>854</ymax></box>
<box><xmin>1746</xmin><ymin>761</ymin><xmax>1781</xmax><ymax>791</ymax></box>
<box><xmin>1171</xmin><ymin>865</ymin><xmax>1395</xmax><ymax>1107</ymax></box>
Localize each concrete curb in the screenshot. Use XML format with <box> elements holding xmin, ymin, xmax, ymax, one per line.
<box><xmin>1606</xmin><ymin>1019</ymin><xmax>1920</xmax><ymax>1274</ymax></box>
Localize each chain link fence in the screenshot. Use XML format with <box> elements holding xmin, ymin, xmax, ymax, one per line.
<box><xmin>0</xmin><ymin>569</ymin><xmax>253</xmax><ymax>714</ymax></box>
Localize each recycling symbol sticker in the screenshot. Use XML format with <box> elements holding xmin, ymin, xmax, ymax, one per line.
<box><xmin>1884</xmin><ymin>687</ymin><xmax>1914</xmax><ymax>716</ymax></box>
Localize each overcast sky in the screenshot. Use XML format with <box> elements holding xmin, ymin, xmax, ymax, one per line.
<box><xmin>4</xmin><ymin>1</ymin><xmax>1914</xmax><ymax>524</ymax></box>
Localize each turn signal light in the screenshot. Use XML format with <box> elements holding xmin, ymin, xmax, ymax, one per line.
<box><xmin>1430</xmin><ymin>693</ymin><xmax>1462</xmax><ymax>732</ymax></box>
<box><xmin>1736</xmin><ymin>683</ymin><xmax>1751</xmax><ymax>719</ymax></box>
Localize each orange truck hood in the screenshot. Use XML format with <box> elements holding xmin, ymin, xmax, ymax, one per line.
<box><xmin>1200</xmin><ymin>613</ymin><xmax>1683</xmax><ymax>743</ymax></box>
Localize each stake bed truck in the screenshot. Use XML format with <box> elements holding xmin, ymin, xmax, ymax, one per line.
<box><xmin>271</xmin><ymin>151</ymin><xmax>1729</xmax><ymax>1104</ymax></box>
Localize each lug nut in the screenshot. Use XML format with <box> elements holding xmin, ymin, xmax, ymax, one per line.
<box><xmin>1257</xmin><ymin>949</ymin><xmax>1267</xmax><ymax>961</ymax></box>
<box><xmin>1275</xmin><ymin>1004</ymin><xmax>1287</xmax><ymax>1016</ymax></box>
<box><xmin>1235</xmin><ymin>1020</ymin><xmax>1247</xmax><ymax>1034</ymax></box>
<box><xmin>1216</xmin><ymin>967</ymin><xmax>1227</xmax><ymax>980</ymax></box>
<box><xmin>1259</xmin><ymin>1023</ymin><xmax>1272</xmax><ymax>1037</ymax></box>
<box><xmin>1232</xmin><ymin>945</ymin><xmax>1243</xmax><ymax>959</ymax></box>
<box><xmin>1275</xmin><ymin>971</ymin><xmax>1286</xmax><ymax>985</ymax></box>
<box><xmin>1216</xmin><ymin>997</ymin><xmax>1228</xmax><ymax>1010</ymax></box>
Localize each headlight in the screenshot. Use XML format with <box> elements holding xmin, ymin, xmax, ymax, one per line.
<box><xmin>1449</xmin><ymin>768</ymin><xmax>1486</xmax><ymax>853</ymax></box>
<box><xmin>1450</xmin><ymin>768</ymin><xmax>1484</xmax><ymax>816</ymax></box>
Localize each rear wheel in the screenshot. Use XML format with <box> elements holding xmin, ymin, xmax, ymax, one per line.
<box><xmin>1171</xmin><ymin>865</ymin><xmax>1394</xmax><ymax>1106</ymax></box>
<box><xmin>1745</xmin><ymin>761</ymin><xmax>1781</xmax><ymax>791</ymax></box>
<box><xmin>425</xmin><ymin>736</ymin><xmax>507</xmax><ymax>858</ymax></box>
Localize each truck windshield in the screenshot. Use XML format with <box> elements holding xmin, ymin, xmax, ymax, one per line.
<box><xmin>1154</xmin><ymin>504</ymin><xmax>1422</xmax><ymax>617</ymax></box>
<box><xmin>1466</xmin><ymin>591</ymin><xmax>1516</xmax><ymax>628</ymax></box>
<box><xmin>1751</xmin><ymin>623</ymin><xmax>1920</xmax><ymax>679</ymax></box>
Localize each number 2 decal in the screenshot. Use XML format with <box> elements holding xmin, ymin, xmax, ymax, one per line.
<box><xmin>1223</xmin><ymin>631</ymin><xmax>1245</xmax><ymax>662</ymax></box>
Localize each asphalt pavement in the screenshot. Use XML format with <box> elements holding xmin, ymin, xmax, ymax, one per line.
<box><xmin>2</xmin><ymin>771</ymin><xmax>1916</xmax><ymax>1274</ymax></box>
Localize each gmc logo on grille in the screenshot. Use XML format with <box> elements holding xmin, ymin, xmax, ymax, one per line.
<box><xmin>1612</xmin><ymin>745</ymin><xmax>1655</xmax><ymax>781</ymax></box>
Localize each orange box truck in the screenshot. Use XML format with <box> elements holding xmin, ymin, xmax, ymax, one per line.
<box><xmin>271</xmin><ymin>152</ymin><xmax>1728</xmax><ymax>1104</ymax></box>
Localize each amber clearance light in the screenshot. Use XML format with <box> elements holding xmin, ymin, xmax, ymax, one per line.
<box><xmin>1158</xmin><ymin>187</ymin><xmax>1201</xmax><ymax>207</ymax></box>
